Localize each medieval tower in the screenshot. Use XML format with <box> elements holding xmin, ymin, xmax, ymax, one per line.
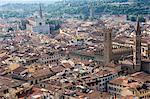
<box><xmin>104</xmin><ymin>28</ymin><xmax>112</xmax><ymax>65</ymax></box>
<box><xmin>133</xmin><ymin>17</ymin><xmax>141</xmax><ymax>72</ymax></box>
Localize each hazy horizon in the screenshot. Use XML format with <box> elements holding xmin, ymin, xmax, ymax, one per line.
<box><xmin>0</xmin><ymin>0</ymin><xmax>60</xmax><ymax>5</ymax></box>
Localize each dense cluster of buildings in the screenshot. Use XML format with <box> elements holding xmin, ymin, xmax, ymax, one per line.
<box><xmin>0</xmin><ymin>5</ymin><xmax>150</xmax><ymax>99</ymax></box>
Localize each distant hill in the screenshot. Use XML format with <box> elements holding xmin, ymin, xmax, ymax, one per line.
<box><xmin>0</xmin><ymin>0</ymin><xmax>150</xmax><ymax>19</ymax></box>
<box><xmin>46</xmin><ymin>0</ymin><xmax>150</xmax><ymax>18</ymax></box>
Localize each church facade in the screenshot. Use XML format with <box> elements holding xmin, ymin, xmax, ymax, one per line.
<box><xmin>27</xmin><ymin>4</ymin><xmax>50</xmax><ymax>34</ymax></box>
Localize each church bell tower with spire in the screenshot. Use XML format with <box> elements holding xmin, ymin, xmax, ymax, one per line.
<box><xmin>133</xmin><ymin>17</ymin><xmax>141</xmax><ymax>72</ymax></box>
<box><xmin>36</xmin><ymin>3</ymin><xmax>45</xmax><ymax>26</ymax></box>
<box><xmin>33</xmin><ymin>3</ymin><xmax>50</xmax><ymax>34</ymax></box>
<box><xmin>39</xmin><ymin>3</ymin><xmax>43</xmax><ymax>19</ymax></box>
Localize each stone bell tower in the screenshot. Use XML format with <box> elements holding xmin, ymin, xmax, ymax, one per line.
<box><xmin>133</xmin><ymin>17</ymin><xmax>141</xmax><ymax>72</ymax></box>
<box><xmin>104</xmin><ymin>28</ymin><xmax>112</xmax><ymax>65</ymax></box>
